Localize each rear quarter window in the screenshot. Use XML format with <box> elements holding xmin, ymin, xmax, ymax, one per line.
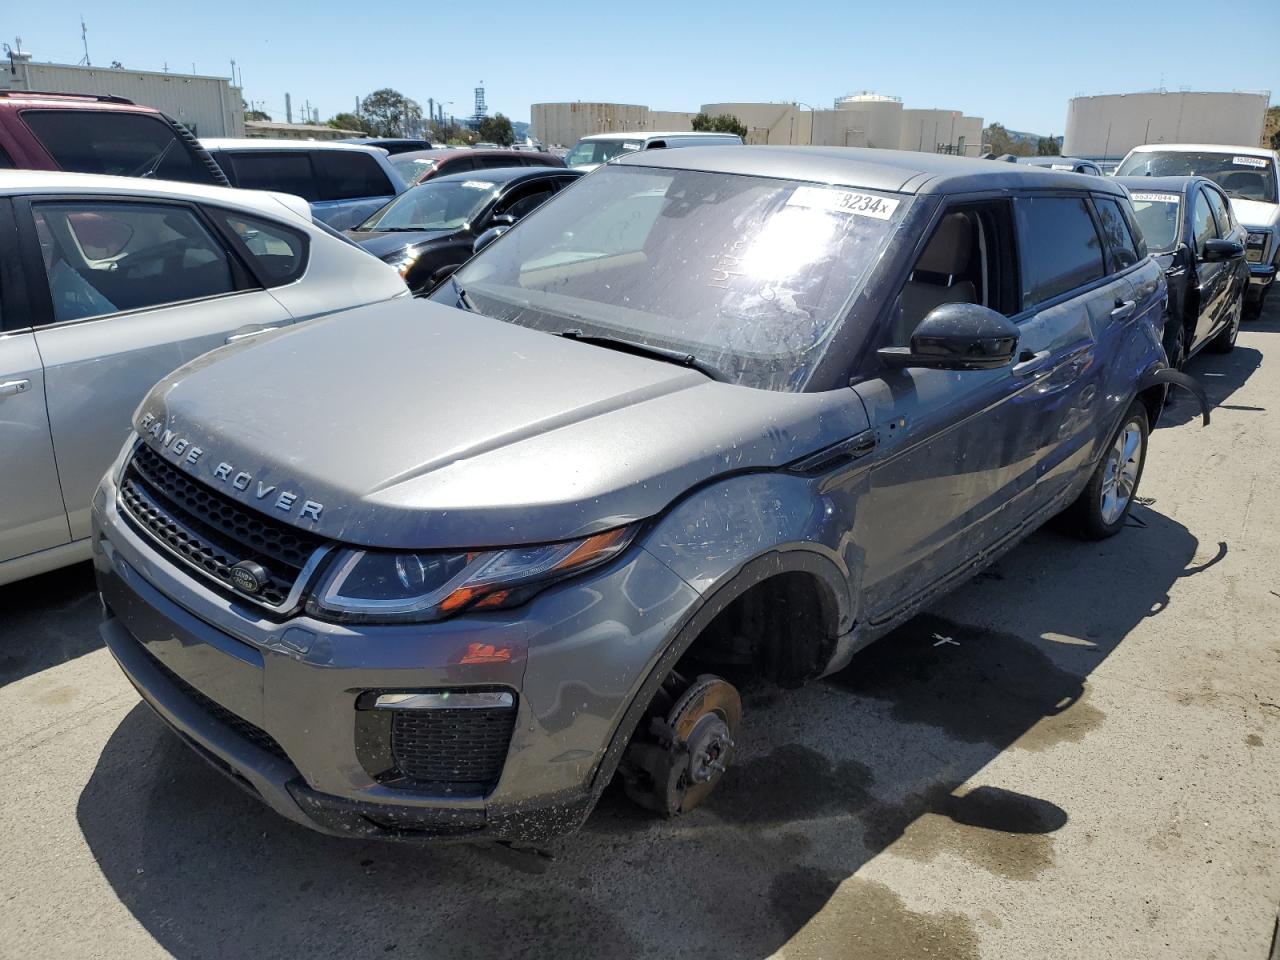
<box><xmin>215</xmin><ymin>210</ymin><xmax>308</xmax><ymax>286</ymax></box>
<box><xmin>223</xmin><ymin>152</ymin><xmax>321</xmax><ymax>201</ymax></box>
<box><xmin>1092</xmin><ymin>197</ymin><xmax>1141</xmax><ymax>272</ymax></box>
<box><xmin>313</xmin><ymin>151</ymin><xmax>395</xmax><ymax>201</ymax></box>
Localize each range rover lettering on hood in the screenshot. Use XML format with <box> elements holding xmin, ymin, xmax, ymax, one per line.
<box><xmin>138</xmin><ymin>412</ymin><xmax>324</xmax><ymax>521</ymax></box>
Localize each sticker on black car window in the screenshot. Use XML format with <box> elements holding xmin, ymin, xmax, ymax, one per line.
<box><xmin>785</xmin><ymin>185</ymin><xmax>900</xmax><ymax>220</ymax></box>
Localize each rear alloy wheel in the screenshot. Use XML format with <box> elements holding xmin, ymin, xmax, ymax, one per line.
<box><xmin>1208</xmin><ymin>291</ymin><xmax>1243</xmax><ymax>353</ymax></box>
<box><xmin>1066</xmin><ymin>400</ymin><xmax>1149</xmax><ymax>540</ymax></box>
<box><xmin>620</xmin><ymin>674</ymin><xmax>742</xmax><ymax>817</ymax></box>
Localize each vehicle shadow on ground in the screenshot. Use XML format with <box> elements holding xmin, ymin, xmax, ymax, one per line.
<box><xmin>75</xmin><ymin>504</ymin><xmax>1214</xmax><ymax>960</ymax></box>
<box><xmin>1159</xmin><ymin>344</ymin><xmax>1263</xmax><ymax>428</ymax></box>
<box><xmin>0</xmin><ymin>561</ymin><xmax>99</xmax><ymax>687</ymax></box>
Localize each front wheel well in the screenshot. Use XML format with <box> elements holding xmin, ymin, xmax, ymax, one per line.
<box><xmin>675</xmin><ymin>570</ymin><xmax>840</xmax><ymax>687</ymax></box>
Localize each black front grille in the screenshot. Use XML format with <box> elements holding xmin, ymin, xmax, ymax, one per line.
<box><xmin>391</xmin><ymin>707</ymin><xmax>516</xmax><ymax>789</ymax></box>
<box><xmin>141</xmin><ymin>643</ymin><xmax>291</xmax><ymax>765</ymax></box>
<box><xmin>120</xmin><ymin>444</ymin><xmax>324</xmax><ymax>609</ymax></box>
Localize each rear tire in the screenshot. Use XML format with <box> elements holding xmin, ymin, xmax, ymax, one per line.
<box><xmin>1065</xmin><ymin>401</ymin><xmax>1149</xmax><ymax>540</ymax></box>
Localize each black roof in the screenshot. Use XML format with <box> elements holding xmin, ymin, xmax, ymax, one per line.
<box><xmin>414</xmin><ymin>166</ymin><xmax>579</xmax><ymax>188</ymax></box>
<box><xmin>612</xmin><ymin>145</ymin><xmax>1129</xmax><ymax>197</ymax></box>
<box><xmin>1113</xmin><ymin>175</ymin><xmax>1208</xmax><ymax>198</ymax></box>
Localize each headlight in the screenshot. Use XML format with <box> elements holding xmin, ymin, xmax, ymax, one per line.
<box><xmin>385</xmin><ymin>252</ymin><xmax>419</xmax><ymax>279</ymax></box>
<box><xmin>306</xmin><ymin>525</ymin><xmax>639</xmax><ymax>622</ymax></box>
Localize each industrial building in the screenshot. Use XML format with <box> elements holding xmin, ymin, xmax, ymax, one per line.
<box><xmin>244</xmin><ymin>120</ymin><xmax>360</xmax><ymax>141</ymax></box>
<box><xmin>700</xmin><ymin>102</ymin><xmax>812</xmax><ymax>145</ymax></box>
<box><xmin>530</xmin><ymin>102</ymin><xmax>694</xmax><ymax>147</ymax></box>
<box><xmin>1063</xmin><ymin>91</ymin><xmax>1270</xmax><ymax>162</ymax></box>
<box><xmin>1</xmin><ymin>52</ymin><xmax>244</xmax><ymax>137</ymax></box>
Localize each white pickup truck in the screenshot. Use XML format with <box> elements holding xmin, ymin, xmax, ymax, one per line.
<box><xmin>1117</xmin><ymin>144</ymin><xmax>1279</xmax><ymax>318</ymax></box>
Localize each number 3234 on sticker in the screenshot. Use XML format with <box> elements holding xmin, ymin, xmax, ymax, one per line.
<box><xmin>786</xmin><ymin>185</ymin><xmax>901</xmax><ymax>220</ymax></box>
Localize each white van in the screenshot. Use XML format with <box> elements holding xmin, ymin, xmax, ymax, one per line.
<box><xmin>565</xmin><ymin>131</ymin><xmax>742</xmax><ymax>171</ymax></box>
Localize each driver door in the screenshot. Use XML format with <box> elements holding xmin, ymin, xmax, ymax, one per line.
<box><xmin>16</xmin><ymin>196</ymin><xmax>293</xmax><ymax>540</ymax></box>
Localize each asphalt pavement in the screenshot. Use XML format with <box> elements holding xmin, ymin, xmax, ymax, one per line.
<box><xmin>2</xmin><ymin>300</ymin><xmax>1278</xmax><ymax>960</ymax></box>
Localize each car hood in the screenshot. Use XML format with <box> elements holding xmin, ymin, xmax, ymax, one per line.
<box><xmin>348</xmin><ymin>229</ymin><xmax>459</xmax><ymax>260</ymax></box>
<box><xmin>133</xmin><ymin>298</ymin><xmax>868</xmax><ymax>549</ymax></box>
<box><xmin>1227</xmin><ymin>197</ymin><xmax>1280</xmax><ymax>230</ymax></box>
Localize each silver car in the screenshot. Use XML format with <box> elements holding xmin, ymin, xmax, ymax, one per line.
<box><xmin>94</xmin><ymin>147</ymin><xmax>1175</xmax><ymax>842</ymax></box>
<box><xmin>0</xmin><ymin>170</ymin><xmax>407</xmax><ymax>586</ymax></box>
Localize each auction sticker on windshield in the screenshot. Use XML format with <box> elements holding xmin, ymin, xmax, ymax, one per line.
<box><xmin>786</xmin><ymin>185</ymin><xmax>900</xmax><ymax>220</ymax></box>
<box><xmin>1232</xmin><ymin>156</ymin><xmax>1268</xmax><ymax>168</ymax></box>
<box><xmin>1131</xmin><ymin>192</ymin><xmax>1180</xmax><ymax>204</ymax></box>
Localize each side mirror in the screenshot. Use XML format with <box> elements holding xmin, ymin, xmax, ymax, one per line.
<box><xmin>877</xmin><ymin>302</ymin><xmax>1019</xmax><ymax>371</ymax></box>
<box><xmin>472</xmin><ymin>225</ymin><xmax>509</xmax><ymax>254</ymax></box>
<box><xmin>1202</xmin><ymin>238</ymin><xmax>1244</xmax><ymax>262</ymax></box>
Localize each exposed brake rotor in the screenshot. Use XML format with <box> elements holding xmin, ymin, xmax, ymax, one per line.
<box><xmin>621</xmin><ymin>674</ymin><xmax>742</xmax><ymax>817</ymax></box>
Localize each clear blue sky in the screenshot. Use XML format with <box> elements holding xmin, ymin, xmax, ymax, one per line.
<box><xmin>9</xmin><ymin>0</ymin><xmax>1278</xmax><ymax>133</ymax></box>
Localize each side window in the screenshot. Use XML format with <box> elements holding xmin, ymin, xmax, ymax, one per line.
<box><xmin>216</xmin><ymin>211</ymin><xmax>308</xmax><ymax>286</ymax></box>
<box><xmin>1191</xmin><ymin>190</ymin><xmax>1217</xmax><ymax>255</ymax></box>
<box><xmin>32</xmin><ymin>201</ymin><xmax>236</xmax><ymax>324</ymax></box>
<box><xmin>224</xmin><ymin>152</ymin><xmax>321</xmax><ymax>202</ymax></box>
<box><xmin>1093</xmin><ymin>197</ymin><xmax>1140</xmax><ymax>272</ymax></box>
<box><xmin>1204</xmin><ymin>188</ymin><xmax>1233</xmax><ymax>236</ymax></box>
<box><xmin>1016</xmin><ymin>196</ymin><xmax>1105</xmax><ymax>308</ymax></box>
<box><xmin>314</xmin><ymin>151</ymin><xmax>395</xmax><ymax>201</ymax></box>
<box><xmin>495</xmin><ymin>181</ymin><xmax>557</xmax><ymax>220</ymax></box>
<box><xmin>0</xmin><ymin>145</ymin><xmax>13</xmax><ymax>168</ymax></box>
<box><xmin>889</xmin><ymin>201</ymin><xmax>1018</xmax><ymax>345</ymax></box>
<box><xmin>439</xmin><ymin>157</ymin><xmax>476</xmax><ymax>176</ymax></box>
<box><xmin>474</xmin><ymin>156</ymin><xmax>520</xmax><ymax>171</ymax></box>
<box><xmin>19</xmin><ymin>110</ymin><xmax>219</xmax><ymax>185</ymax></box>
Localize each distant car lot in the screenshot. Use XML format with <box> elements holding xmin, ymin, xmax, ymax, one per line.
<box><xmin>1</xmin><ymin>296</ymin><xmax>1276</xmax><ymax>960</ymax></box>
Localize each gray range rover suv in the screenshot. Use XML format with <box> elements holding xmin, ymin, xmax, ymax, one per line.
<box><xmin>94</xmin><ymin>147</ymin><xmax>1175</xmax><ymax>842</ymax></box>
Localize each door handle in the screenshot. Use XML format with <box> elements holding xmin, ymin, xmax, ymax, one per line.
<box><xmin>1111</xmin><ymin>299</ymin><xmax>1136</xmax><ymax>321</ymax></box>
<box><xmin>0</xmin><ymin>379</ymin><xmax>31</xmax><ymax>399</ymax></box>
<box><xmin>1011</xmin><ymin>350</ymin><xmax>1051</xmax><ymax>377</ymax></box>
<box><xmin>225</xmin><ymin>326</ymin><xmax>282</xmax><ymax>344</ymax></box>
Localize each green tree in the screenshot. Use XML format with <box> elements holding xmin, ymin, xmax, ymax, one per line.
<box><xmin>244</xmin><ymin>109</ymin><xmax>271</xmax><ymax>122</ymax></box>
<box><xmin>360</xmin><ymin>89</ymin><xmax>423</xmax><ymax>137</ymax></box>
<box><xmin>1036</xmin><ymin>135</ymin><xmax>1060</xmax><ymax>156</ymax></box>
<box><xmin>983</xmin><ymin>122</ymin><xmax>1032</xmax><ymax>157</ymax></box>
<box><xmin>691</xmin><ymin>112</ymin><xmax>748</xmax><ymax>139</ymax></box>
<box><xmin>328</xmin><ymin>111</ymin><xmax>373</xmax><ymax>134</ymax></box>
<box><xmin>477</xmin><ymin>113</ymin><xmax>515</xmax><ymax>146</ymax></box>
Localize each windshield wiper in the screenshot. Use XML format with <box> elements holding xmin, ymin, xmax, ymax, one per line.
<box><xmin>131</xmin><ymin>139</ymin><xmax>177</xmax><ymax>179</ymax></box>
<box><xmin>558</xmin><ymin>329</ymin><xmax>721</xmax><ymax>380</ymax></box>
<box><xmin>450</xmin><ymin>276</ymin><xmax>476</xmax><ymax>312</ymax></box>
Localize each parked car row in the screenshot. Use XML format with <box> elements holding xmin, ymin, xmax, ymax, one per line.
<box><xmin>0</xmin><ymin>99</ymin><xmax>1254</xmax><ymax>844</ymax></box>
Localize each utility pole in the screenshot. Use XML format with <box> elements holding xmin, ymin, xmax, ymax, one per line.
<box><xmin>78</xmin><ymin>17</ymin><xmax>90</xmax><ymax>66</ymax></box>
<box><xmin>285</xmin><ymin>92</ymin><xmax>292</xmax><ymax>124</ymax></box>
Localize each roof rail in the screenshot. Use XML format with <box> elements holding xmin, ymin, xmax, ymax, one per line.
<box><xmin>0</xmin><ymin>90</ymin><xmax>135</xmax><ymax>105</ymax></box>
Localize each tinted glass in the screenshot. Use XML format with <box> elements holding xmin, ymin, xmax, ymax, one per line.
<box><xmin>1018</xmin><ymin>196</ymin><xmax>1105</xmax><ymax>307</ymax></box>
<box><xmin>437</xmin><ymin>164</ymin><xmax>905</xmax><ymax>391</ymax></box>
<box><xmin>0</xmin><ymin>145</ymin><xmax>13</xmax><ymax>168</ymax></box>
<box><xmin>1204</xmin><ymin>188</ymin><xmax>1233</xmax><ymax>235</ymax></box>
<box><xmin>565</xmin><ymin>139</ymin><xmax>643</xmax><ymax>166</ymax></box>
<box><xmin>438</xmin><ymin>157</ymin><xmax>476</xmax><ymax>176</ymax></box>
<box><xmin>1093</xmin><ymin>198</ymin><xmax>1140</xmax><ymax>272</ymax></box>
<box><xmin>1192</xmin><ymin>190</ymin><xmax>1216</xmax><ymax>254</ymax></box>
<box><xmin>20</xmin><ymin>110</ymin><xmax>220</xmax><ymax>185</ymax></box>
<box><xmin>496</xmin><ymin>182</ymin><xmax>557</xmax><ymax>219</ymax></box>
<box><xmin>225</xmin><ymin>152</ymin><xmax>320</xmax><ymax>201</ymax></box>
<box><xmin>1128</xmin><ymin>190</ymin><xmax>1181</xmax><ymax>253</ymax></box>
<box><xmin>1115</xmin><ymin>150</ymin><xmax>1277</xmax><ymax>204</ymax></box>
<box><xmin>33</xmin><ymin>202</ymin><xmax>234</xmax><ymax>323</ymax></box>
<box><xmin>219</xmin><ymin>212</ymin><xmax>307</xmax><ymax>285</ymax></box>
<box><xmin>358</xmin><ymin>179</ymin><xmax>498</xmax><ymax>231</ymax></box>
<box><xmin>315</xmin><ymin>151</ymin><xmax>395</xmax><ymax>201</ymax></box>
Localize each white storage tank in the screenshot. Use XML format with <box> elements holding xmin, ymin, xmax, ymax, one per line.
<box><xmin>1063</xmin><ymin>91</ymin><xmax>1270</xmax><ymax>161</ymax></box>
<box><xmin>834</xmin><ymin>93</ymin><xmax>903</xmax><ymax>150</ymax></box>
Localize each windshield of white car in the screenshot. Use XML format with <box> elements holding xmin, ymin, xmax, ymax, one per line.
<box><xmin>565</xmin><ymin>139</ymin><xmax>643</xmax><ymax>166</ymax></box>
<box><xmin>1127</xmin><ymin>192</ymin><xmax>1181</xmax><ymax>253</ymax></box>
<box><xmin>1116</xmin><ymin>151</ymin><xmax>1277</xmax><ymax>204</ymax></box>
<box><xmin>356</xmin><ymin>180</ymin><xmax>498</xmax><ymax>232</ymax></box>
<box><xmin>434</xmin><ymin>164</ymin><xmax>906</xmax><ymax>391</ymax></box>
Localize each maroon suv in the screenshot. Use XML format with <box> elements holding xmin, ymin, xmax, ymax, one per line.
<box><xmin>0</xmin><ymin>90</ymin><xmax>228</xmax><ymax>185</ymax></box>
<box><xmin>389</xmin><ymin>148</ymin><xmax>564</xmax><ymax>186</ymax></box>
